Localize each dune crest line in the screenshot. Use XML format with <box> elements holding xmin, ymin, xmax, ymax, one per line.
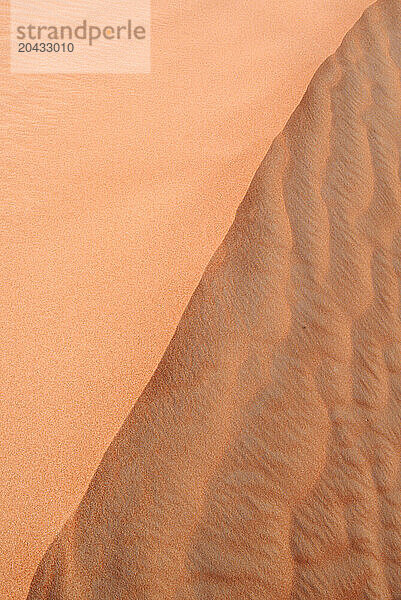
<box><xmin>27</xmin><ymin>0</ymin><xmax>401</xmax><ymax>598</ymax></box>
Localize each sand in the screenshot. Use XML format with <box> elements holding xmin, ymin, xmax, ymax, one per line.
<box><xmin>24</xmin><ymin>0</ymin><xmax>401</xmax><ymax>597</ymax></box>
<box><xmin>1</xmin><ymin>1</ymin><xmax>376</xmax><ymax>597</ymax></box>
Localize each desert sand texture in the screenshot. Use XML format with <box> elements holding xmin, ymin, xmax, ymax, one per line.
<box><xmin>1</xmin><ymin>1</ymin><xmax>376</xmax><ymax>598</ymax></box>
<box><xmin>26</xmin><ymin>0</ymin><xmax>401</xmax><ymax>598</ymax></box>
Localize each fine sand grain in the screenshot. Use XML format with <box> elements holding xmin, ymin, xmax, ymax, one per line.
<box><xmin>27</xmin><ymin>0</ymin><xmax>401</xmax><ymax>598</ymax></box>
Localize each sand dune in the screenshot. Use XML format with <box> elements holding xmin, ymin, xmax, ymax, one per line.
<box><xmin>26</xmin><ymin>0</ymin><xmax>401</xmax><ymax>598</ymax></box>
<box><xmin>2</xmin><ymin>1</ymin><xmax>377</xmax><ymax>596</ymax></box>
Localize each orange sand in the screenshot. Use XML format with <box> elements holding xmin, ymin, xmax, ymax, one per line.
<box><xmin>27</xmin><ymin>0</ymin><xmax>401</xmax><ymax>597</ymax></box>
<box><xmin>0</xmin><ymin>0</ymin><xmax>380</xmax><ymax>598</ymax></box>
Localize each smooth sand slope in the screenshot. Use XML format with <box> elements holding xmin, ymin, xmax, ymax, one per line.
<box><xmin>28</xmin><ymin>0</ymin><xmax>401</xmax><ymax>598</ymax></box>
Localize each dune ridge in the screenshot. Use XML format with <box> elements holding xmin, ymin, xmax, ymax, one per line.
<box><xmin>27</xmin><ymin>0</ymin><xmax>401</xmax><ymax>598</ymax></box>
